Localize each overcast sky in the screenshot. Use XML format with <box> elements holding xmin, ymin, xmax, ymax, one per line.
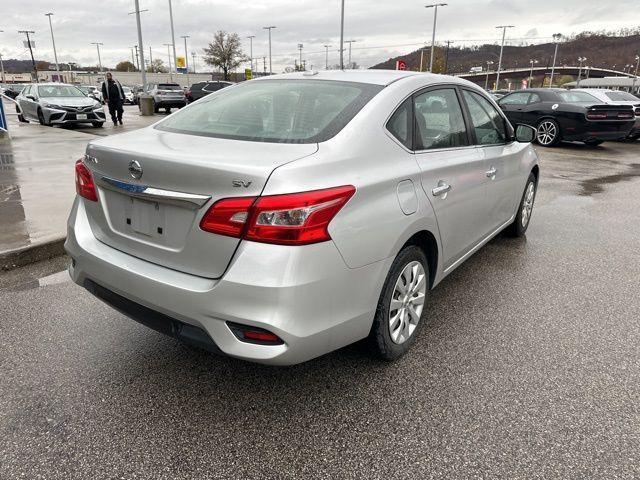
<box><xmin>2</xmin><ymin>0</ymin><xmax>639</xmax><ymax>72</ymax></box>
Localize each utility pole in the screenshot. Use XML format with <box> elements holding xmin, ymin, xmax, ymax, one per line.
<box><xmin>339</xmin><ymin>0</ymin><xmax>345</xmax><ymax>69</ymax></box>
<box><xmin>131</xmin><ymin>47</ymin><xmax>136</xmax><ymax>68</ymax></box>
<box><xmin>485</xmin><ymin>60</ymin><xmax>494</xmax><ymax>90</ymax></box>
<box><xmin>168</xmin><ymin>0</ymin><xmax>178</xmax><ymax>77</ymax></box>
<box><xmin>246</xmin><ymin>35</ymin><xmax>255</xmax><ymax>71</ymax></box>
<box><xmin>576</xmin><ymin>56</ymin><xmax>586</xmax><ymax>87</ymax></box>
<box><xmin>191</xmin><ymin>51</ymin><xmax>196</xmax><ymax>73</ymax></box>
<box><xmin>425</xmin><ymin>3</ymin><xmax>447</xmax><ymax>72</ymax></box>
<box><xmin>44</xmin><ymin>14</ymin><xmax>60</xmax><ymax>79</ymax></box>
<box><xmin>632</xmin><ymin>55</ymin><xmax>640</xmax><ymax>93</ymax></box>
<box><xmin>263</xmin><ymin>26</ymin><xmax>276</xmax><ymax>74</ymax></box>
<box><xmin>443</xmin><ymin>40</ymin><xmax>453</xmax><ymax>74</ymax></box>
<box><xmin>323</xmin><ymin>44</ymin><xmax>331</xmax><ymax>70</ymax></box>
<box><xmin>149</xmin><ymin>46</ymin><xmax>153</xmax><ymax>66</ymax></box>
<box><xmin>19</xmin><ymin>31</ymin><xmax>38</xmax><ymax>82</ymax></box>
<box><xmin>298</xmin><ymin>43</ymin><xmax>304</xmax><ymax>70</ymax></box>
<box><xmin>0</xmin><ymin>52</ymin><xmax>5</xmax><ymax>83</ymax></box>
<box><xmin>549</xmin><ymin>33</ymin><xmax>562</xmax><ymax>87</ymax></box>
<box><xmin>164</xmin><ymin>44</ymin><xmax>173</xmax><ymax>81</ymax></box>
<box><xmin>529</xmin><ymin>59</ymin><xmax>538</xmax><ymax>87</ymax></box>
<box><xmin>263</xmin><ymin>56</ymin><xmax>267</xmax><ymax>74</ymax></box>
<box><xmin>181</xmin><ymin>35</ymin><xmax>190</xmax><ymax>84</ymax></box>
<box><xmin>345</xmin><ymin>40</ymin><xmax>356</xmax><ymax>68</ymax></box>
<box><xmin>134</xmin><ymin>45</ymin><xmax>140</xmax><ymax>70</ymax></box>
<box><xmin>128</xmin><ymin>1</ymin><xmax>148</xmax><ymax>85</ymax></box>
<box><xmin>495</xmin><ymin>25</ymin><xmax>514</xmax><ymax>90</ymax></box>
<box><xmin>91</xmin><ymin>42</ymin><xmax>104</xmax><ymax>73</ymax></box>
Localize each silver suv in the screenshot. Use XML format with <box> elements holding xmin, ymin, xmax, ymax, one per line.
<box><xmin>141</xmin><ymin>82</ymin><xmax>186</xmax><ymax>113</ymax></box>
<box><xmin>66</xmin><ymin>71</ymin><xmax>538</xmax><ymax>365</ymax></box>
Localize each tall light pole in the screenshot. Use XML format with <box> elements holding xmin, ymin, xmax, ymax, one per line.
<box><xmin>246</xmin><ymin>35</ymin><xmax>255</xmax><ymax>71</ymax></box>
<box><xmin>129</xmin><ymin>1</ymin><xmax>147</xmax><ymax>85</ymax></box>
<box><xmin>339</xmin><ymin>0</ymin><xmax>345</xmax><ymax>69</ymax></box>
<box><xmin>191</xmin><ymin>51</ymin><xmax>196</xmax><ymax>73</ymax></box>
<box><xmin>485</xmin><ymin>60</ymin><xmax>494</xmax><ymax>90</ymax></box>
<box><xmin>324</xmin><ymin>44</ymin><xmax>331</xmax><ymax>70</ymax></box>
<box><xmin>549</xmin><ymin>33</ymin><xmax>562</xmax><ymax>88</ymax></box>
<box><xmin>495</xmin><ymin>25</ymin><xmax>514</xmax><ymax>90</ymax></box>
<box><xmin>167</xmin><ymin>0</ymin><xmax>178</xmax><ymax>77</ymax></box>
<box><xmin>44</xmin><ymin>13</ymin><xmax>60</xmax><ymax>79</ymax></box>
<box><xmin>0</xmin><ymin>30</ymin><xmax>5</xmax><ymax>83</ymax></box>
<box><xmin>576</xmin><ymin>56</ymin><xmax>586</xmax><ymax>87</ymax></box>
<box><xmin>529</xmin><ymin>59</ymin><xmax>538</xmax><ymax>88</ymax></box>
<box><xmin>91</xmin><ymin>42</ymin><xmax>104</xmax><ymax>72</ymax></box>
<box><xmin>425</xmin><ymin>3</ymin><xmax>447</xmax><ymax>72</ymax></box>
<box><xmin>263</xmin><ymin>26</ymin><xmax>276</xmax><ymax>74</ymax></box>
<box><xmin>181</xmin><ymin>35</ymin><xmax>190</xmax><ymax>75</ymax></box>
<box><xmin>298</xmin><ymin>43</ymin><xmax>304</xmax><ymax>70</ymax></box>
<box><xmin>19</xmin><ymin>30</ymin><xmax>38</xmax><ymax>82</ymax></box>
<box><xmin>345</xmin><ymin>39</ymin><xmax>356</xmax><ymax>68</ymax></box>
<box><xmin>164</xmin><ymin>43</ymin><xmax>173</xmax><ymax>81</ymax></box>
<box><xmin>632</xmin><ymin>55</ymin><xmax>640</xmax><ymax>93</ymax></box>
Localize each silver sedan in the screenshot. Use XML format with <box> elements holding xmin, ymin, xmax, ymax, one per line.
<box><xmin>16</xmin><ymin>83</ymin><xmax>106</xmax><ymax>127</ymax></box>
<box><xmin>66</xmin><ymin>70</ymin><xmax>539</xmax><ymax>365</ymax></box>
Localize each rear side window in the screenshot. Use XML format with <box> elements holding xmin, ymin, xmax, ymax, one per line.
<box><xmin>413</xmin><ymin>88</ymin><xmax>468</xmax><ymax>150</ymax></box>
<box><xmin>528</xmin><ymin>93</ymin><xmax>541</xmax><ymax>104</ymax></box>
<box><xmin>462</xmin><ymin>90</ymin><xmax>507</xmax><ymax>145</ymax></box>
<box><xmin>156</xmin><ymin>79</ymin><xmax>383</xmax><ymax>144</ymax></box>
<box><xmin>386</xmin><ymin>98</ymin><xmax>413</xmax><ymax>149</ymax></box>
<box><xmin>500</xmin><ymin>92</ymin><xmax>530</xmax><ymax>105</ymax></box>
<box><xmin>558</xmin><ymin>91</ymin><xmax>598</xmax><ymax>103</ymax></box>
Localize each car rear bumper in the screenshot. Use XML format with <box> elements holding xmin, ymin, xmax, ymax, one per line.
<box><xmin>153</xmin><ymin>98</ymin><xmax>186</xmax><ymax>108</ymax></box>
<box><xmin>65</xmin><ymin>198</ymin><xmax>389</xmax><ymax>365</ymax></box>
<box><xmin>564</xmin><ymin>121</ymin><xmax>635</xmax><ymax>141</ymax></box>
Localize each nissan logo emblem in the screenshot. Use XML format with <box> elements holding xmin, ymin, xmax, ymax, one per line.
<box><xmin>128</xmin><ymin>160</ymin><xmax>143</xmax><ymax>179</ymax></box>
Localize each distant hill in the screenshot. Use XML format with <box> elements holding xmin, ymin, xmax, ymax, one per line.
<box><xmin>371</xmin><ymin>31</ymin><xmax>640</xmax><ymax>74</ymax></box>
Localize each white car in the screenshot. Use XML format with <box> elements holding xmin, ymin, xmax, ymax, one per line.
<box><xmin>574</xmin><ymin>88</ymin><xmax>640</xmax><ymax>139</ymax></box>
<box><xmin>122</xmin><ymin>86</ymin><xmax>135</xmax><ymax>104</ymax></box>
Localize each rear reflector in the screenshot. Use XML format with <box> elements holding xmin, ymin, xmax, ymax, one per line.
<box><xmin>75</xmin><ymin>159</ymin><xmax>98</xmax><ymax>202</ymax></box>
<box><xmin>227</xmin><ymin>322</ymin><xmax>284</xmax><ymax>345</ymax></box>
<box><xmin>200</xmin><ymin>185</ymin><xmax>355</xmax><ymax>246</ymax></box>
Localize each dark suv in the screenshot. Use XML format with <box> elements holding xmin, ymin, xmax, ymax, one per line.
<box><xmin>186</xmin><ymin>81</ymin><xmax>233</xmax><ymax>103</ymax></box>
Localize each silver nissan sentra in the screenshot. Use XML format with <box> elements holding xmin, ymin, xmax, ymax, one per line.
<box><xmin>66</xmin><ymin>70</ymin><xmax>539</xmax><ymax>365</ymax></box>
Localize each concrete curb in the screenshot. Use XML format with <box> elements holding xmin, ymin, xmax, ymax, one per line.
<box><xmin>0</xmin><ymin>238</ymin><xmax>67</xmax><ymax>271</ymax></box>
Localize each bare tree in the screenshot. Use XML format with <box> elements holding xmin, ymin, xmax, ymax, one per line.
<box><xmin>203</xmin><ymin>31</ymin><xmax>247</xmax><ymax>80</ymax></box>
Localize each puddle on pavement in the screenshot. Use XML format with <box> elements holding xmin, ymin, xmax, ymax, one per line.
<box><xmin>579</xmin><ymin>163</ymin><xmax>640</xmax><ymax>196</ymax></box>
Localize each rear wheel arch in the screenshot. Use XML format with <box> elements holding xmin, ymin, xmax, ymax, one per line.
<box><xmin>400</xmin><ymin>230</ymin><xmax>438</xmax><ymax>290</ymax></box>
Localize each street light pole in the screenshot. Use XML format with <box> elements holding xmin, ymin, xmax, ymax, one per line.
<box><xmin>324</xmin><ymin>44</ymin><xmax>331</xmax><ymax>70</ymax></box>
<box><xmin>0</xmin><ymin>52</ymin><xmax>5</xmax><ymax>84</ymax></box>
<box><xmin>298</xmin><ymin>43</ymin><xmax>303</xmax><ymax>70</ymax></box>
<box><xmin>632</xmin><ymin>55</ymin><xmax>640</xmax><ymax>93</ymax></box>
<box><xmin>495</xmin><ymin>25</ymin><xmax>514</xmax><ymax>90</ymax></box>
<box><xmin>181</xmin><ymin>35</ymin><xmax>190</xmax><ymax>82</ymax></box>
<box><xmin>485</xmin><ymin>61</ymin><xmax>494</xmax><ymax>90</ymax></box>
<box><xmin>128</xmin><ymin>1</ymin><xmax>147</xmax><ymax>85</ymax></box>
<box><xmin>425</xmin><ymin>3</ymin><xmax>447</xmax><ymax>72</ymax></box>
<box><xmin>549</xmin><ymin>33</ymin><xmax>562</xmax><ymax>87</ymax></box>
<box><xmin>529</xmin><ymin>59</ymin><xmax>538</xmax><ymax>87</ymax></box>
<box><xmin>263</xmin><ymin>26</ymin><xmax>276</xmax><ymax>74</ymax></box>
<box><xmin>246</xmin><ymin>35</ymin><xmax>255</xmax><ymax>71</ymax></box>
<box><xmin>339</xmin><ymin>0</ymin><xmax>345</xmax><ymax>69</ymax></box>
<box><xmin>345</xmin><ymin>40</ymin><xmax>356</xmax><ymax>68</ymax></box>
<box><xmin>168</xmin><ymin>0</ymin><xmax>178</xmax><ymax>77</ymax></box>
<box><xmin>191</xmin><ymin>51</ymin><xmax>196</xmax><ymax>74</ymax></box>
<box><xmin>44</xmin><ymin>13</ymin><xmax>60</xmax><ymax>79</ymax></box>
<box><xmin>576</xmin><ymin>56</ymin><xmax>586</xmax><ymax>87</ymax></box>
<box><xmin>164</xmin><ymin>44</ymin><xmax>173</xmax><ymax>81</ymax></box>
<box><xmin>91</xmin><ymin>42</ymin><xmax>104</xmax><ymax>73</ymax></box>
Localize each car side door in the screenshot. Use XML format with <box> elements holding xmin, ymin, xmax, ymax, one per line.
<box><xmin>497</xmin><ymin>91</ymin><xmax>530</xmax><ymax>125</ymax></box>
<box><xmin>21</xmin><ymin>85</ymin><xmax>37</xmax><ymax>118</ymax></box>
<box><xmin>520</xmin><ymin>92</ymin><xmax>543</xmax><ymax>127</ymax></box>
<box><xmin>412</xmin><ymin>86</ymin><xmax>487</xmax><ymax>271</ymax></box>
<box><xmin>462</xmin><ymin>89</ymin><xmax>524</xmax><ymax>232</ymax></box>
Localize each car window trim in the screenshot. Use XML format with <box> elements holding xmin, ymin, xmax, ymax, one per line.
<box><xmin>411</xmin><ymin>84</ymin><xmax>474</xmax><ymax>153</ymax></box>
<box><xmin>459</xmin><ymin>87</ymin><xmax>511</xmax><ymax>146</ymax></box>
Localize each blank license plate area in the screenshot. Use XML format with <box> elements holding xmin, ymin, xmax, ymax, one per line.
<box><xmin>76</xmin><ymin>114</ymin><xmax>87</xmax><ymax>120</ymax></box>
<box><xmin>131</xmin><ymin>198</ymin><xmax>160</xmax><ymax>236</ymax></box>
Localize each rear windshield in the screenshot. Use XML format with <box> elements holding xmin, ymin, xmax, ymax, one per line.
<box><xmin>158</xmin><ymin>84</ymin><xmax>182</xmax><ymax>91</ymax></box>
<box><xmin>155</xmin><ymin>79</ymin><xmax>383</xmax><ymax>143</ymax></box>
<box><xmin>604</xmin><ymin>91</ymin><xmax>638</xmax><ymax>102</ymax></box>
<box><xmin>558</xmin><ymin>91</ymin><xmax>599</xmax><ymax>103</ymax></box>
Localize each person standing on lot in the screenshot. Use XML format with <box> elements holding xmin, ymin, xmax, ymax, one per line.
<box><xmin>101</xmin><ymin>72</ymin><xmax>125</xmax><ymax>126</ymax></box>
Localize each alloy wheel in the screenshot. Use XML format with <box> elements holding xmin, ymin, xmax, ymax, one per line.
<box><xmin>521</xmin><ymin>181</ymin><xmax>536</xmax><ymax>227</ymax></box>
<box><xmin>389</xmin><ymin>261</ymin><xmax>426</xmax><ymax>345</ymax></box>
<box><xmin>536</xmin><ymin>121</ymin><xmax>557</xmax><ymax>146</ymax></box>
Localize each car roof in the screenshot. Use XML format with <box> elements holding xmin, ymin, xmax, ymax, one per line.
<box><xmin>255</xmin><ymin>69</ymin><xmax>464</xmax><ymax>86</ymax></box>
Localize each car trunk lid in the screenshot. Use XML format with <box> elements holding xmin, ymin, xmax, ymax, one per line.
<box><xmin>83</xmin><ymin>127</ymin><xmax>318</xmax><ymax>278</ymax></box>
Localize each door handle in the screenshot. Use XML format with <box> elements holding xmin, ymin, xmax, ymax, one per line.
<box><xmin>432</xmin><ymin>183</ymin><xmax>451</xmax><ymax>197</ymax></box>
<box><xmin>486</xmin><ymin>167</ymin><xmax>497</xmax><ymax>178</ymax></box>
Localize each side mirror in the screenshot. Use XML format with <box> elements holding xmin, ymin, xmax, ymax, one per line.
<box><xmin>515</xmin><ymin>124</ymin><xmax>536</xmax><ymax>143</ymax></box>
<box><xmin>26</xmin><ymin>95</ymin><xmax>36</xmax><ymax>101</ymax></box>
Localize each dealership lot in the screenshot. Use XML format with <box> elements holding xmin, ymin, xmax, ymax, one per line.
<box><xmin>1</xmin><ymin>138</ymin><xmax>639</xmax><ymax>478</ymax></box>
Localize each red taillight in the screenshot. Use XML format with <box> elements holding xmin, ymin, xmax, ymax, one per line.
<box><xmin>199</xmin><ymin>185</ymin><xmax>355</xmax><ymax>246</ymax></box>
<box><xmin>586</xmin><ymin>112</ymin><xmax>607</xmax><ymax>120</ymax></box>
<box><xmin>75</xmin><ymin>159</ymin><xmax>98</xmax><ymax>202</ymax></box>
<box><xmin>617</xmin><ymin>111</ymin><xmax>634</xmax><ymax>119</ymax></box>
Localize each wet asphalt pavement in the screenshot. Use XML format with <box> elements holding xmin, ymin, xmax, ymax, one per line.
<box><xmin>1</xmin><ymin>141</ymin><xmax>640</xmax><ymax>479</ymax></box>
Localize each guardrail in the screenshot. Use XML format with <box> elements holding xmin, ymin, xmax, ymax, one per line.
<box><xmin>0</xmin><ymin>93</ymin><xmax>24</xmax><ymax>138</ymax></box>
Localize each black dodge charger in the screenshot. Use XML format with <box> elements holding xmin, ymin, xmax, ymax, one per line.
<box><xmin>498</xmin><ymin>88</ymin><xmax>636</xmax><ymax>147</ymax></box>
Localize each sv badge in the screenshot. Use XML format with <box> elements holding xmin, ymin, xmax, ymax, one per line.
<box><xmin>232</xmin><ymin>180</ymin><xmax>252</xmax><ymax>188</ymax></box>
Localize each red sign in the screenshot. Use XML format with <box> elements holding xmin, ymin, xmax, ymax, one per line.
<box><xmin>521</xmin><ymin>79</ymin><xmax>528</xmax><ymax>89</ymax></box>
<box><xmin>396</xmin><ymin>60</ymin><xmax>407</xmax><ymax>71</ymax></box>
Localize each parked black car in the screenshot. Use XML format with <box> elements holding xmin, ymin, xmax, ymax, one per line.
<box><xmin>185</xmin><ymin>81</ymin><xmax>233</xmax><ymax>103</ymax></box>
<box><xmin>3</xmin><ymin>84</ymin><xmax>27</xmax><ymax>100</ymax></box>
<box><xmin>498</xmin><ymin>88</ymin><xmax>636</xmax><ymax>147</ymax></box>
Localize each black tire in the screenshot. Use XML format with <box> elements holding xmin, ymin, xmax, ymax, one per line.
<box><xmin>153</xmin><ymin>100</ymin><xmax>159</xmax><ymax>113</ymax></box>
<box><xmin>535</xmin><ymin>118</ymin><xmax>561</xmax><ymax>147</ymax></box>
<box><xmin>584</xmin><ymin>139</ymin><xmax>604</xmax><ymax>146</ymax></box>
<box><xmin>369</xmin><ymin>245</ymin><xmax>429</xmax><ymax>361</ymax></box>
<box><xmin>92</xmin><ymin>122</ymin><xmax>104</xmax><ymax>128</ymax></box>
<box><xmin>165</xmin><ymin>108</ymin><xmax>171</xmax><ymax>114</ymax></box>
<box><xmin>37</xmin><ymin>109</ymin><xmax>49</xmax><ymax>126</ymax></box>
<box><xmin>505</xmin><ymin>173</ymin><xmax>537</xmax><ymax>237</ymax></box>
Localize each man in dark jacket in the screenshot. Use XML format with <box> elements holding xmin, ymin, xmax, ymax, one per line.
<box><xmin>101</xmin><ymin>72</ymin><xmax>125</xmax><ymax>126</ymax></box>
